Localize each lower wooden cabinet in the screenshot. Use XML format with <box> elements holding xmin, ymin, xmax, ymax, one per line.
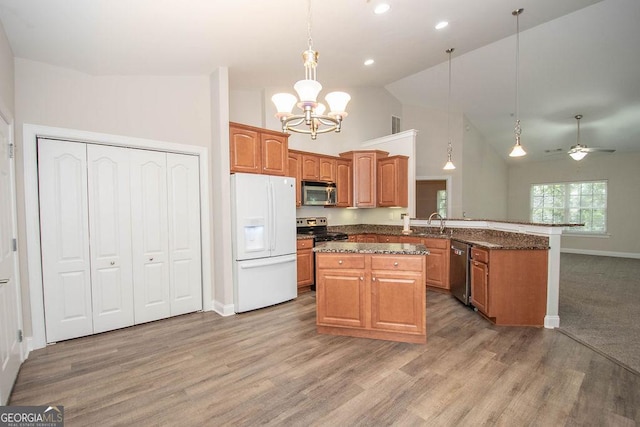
<box><xmin>469</xmin><ymin>246</ymin><xmax>548</xmax><ymax>326</ymax></box>
<box><xmin>316</xmin><ymin>252</ymin><xmax>426</xmax><ymax>343</ymax></box>
<box><xmin>425</xmin><ymin>238</ymin><xmax>450</xmax><ymax>290</ymax></box>
<box><xmin>296</xmin><ymin>239</ymin><xmax>314</xmax><ymax>293</ymax></box>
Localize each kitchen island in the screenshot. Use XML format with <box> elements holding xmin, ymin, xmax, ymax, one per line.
<box><xmin>314</xmin><ymin>242</ymin><xmax>429</xmax><ymax>344</ymax></box>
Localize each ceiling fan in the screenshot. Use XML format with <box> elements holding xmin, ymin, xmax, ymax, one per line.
<box><xmin>568</xmin><ymin>114</ymin><xmax>616</xmax><ymax>161</ymax></box>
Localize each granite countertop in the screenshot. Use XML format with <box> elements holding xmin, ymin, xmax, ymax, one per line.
<box><xmin>313</xmin><ymin>241</ymin><xmax>429</xmax><ymax>255</ymax></box>
<box><xmin>322</xmin><ymin>225</ymin><xmax>550</xmax><ymax>250</ymax></box>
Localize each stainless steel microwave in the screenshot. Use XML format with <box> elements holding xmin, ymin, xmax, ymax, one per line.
<box><xmin>302</xmin><ymin>181</ymin><xmax>337</xmax><ymax>206</ymax></box>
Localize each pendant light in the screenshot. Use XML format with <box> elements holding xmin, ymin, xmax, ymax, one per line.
<box><xmin>443</xmin><ymin>48</ymin><xmax>456</xmax><ymax>170</ymax></box>
<box><xmin>509</xmin><ymin>8</ymin><xmax>526</xmax><ymax>157</ymax></box>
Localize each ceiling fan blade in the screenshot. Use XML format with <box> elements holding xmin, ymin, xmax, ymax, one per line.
<box><xmin>582</xmin><ymin>147</ymin><xmax>616</xmax><ymax>153</ymax></box>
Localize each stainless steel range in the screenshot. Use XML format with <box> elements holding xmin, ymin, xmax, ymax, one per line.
<box><xmin>296</xmin><ymin>217</ymin><xmax>348</xmax><ymax>243</ymax></box>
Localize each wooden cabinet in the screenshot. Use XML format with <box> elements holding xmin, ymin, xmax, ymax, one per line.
<box><xmin>316</xmin><ymin>252</ymin><xmax>426</xmax><ymax>343</ymax></box>
<box><xmin>424</xmin><ymin>238</ymin><xmax>450</xmax><ymax>290</ymax></box>
<box><xmin>339</xmin><ymin>150</ymin><xmax>389</xmax><ymax>208</ymax></box>
<box><xmin>301</xmin><ymin>154</ymin><xmax>320</xmax><ymax>181</ymax></box>
<box><xmin>469</xmin><ymin>247</ymin><xmax>548</xmax><ymax>326</ymax></box>
<box><xmin>377</xmin><ymin>234</ymin><xmax>402</xmax><ymax>243</ymax></box>
<box><xmin>229</xmin><ymin>122</ymin><xmax>288</xmax><ymax>176</ymax></box>
<box><xmin>377</xmin><ymin>155</ymin><xmax>408</xmax><ymax>207</ymax></box>
<box><xmin>349</xmin><ymin>234</ymin><xmax>378</xmax><ymax>243</ymax></box>
<box><xmin>319</xmin><ymin>156</ymin><xmax>336</xmax><ymax>182</ymax></box>
<box><xmin>287</xmin><ymin>151</ymin><xmax>302</xmax><ymax>207</ymax></box>
<box><xmin>335</xmin><ymin>158</ymin><xmax>352</xmax><ymax>207</ymax></box>
<box><xmin>296</xmin><ymin>238</ymin><xmax>314</xmax><ymax>292</ymax></box>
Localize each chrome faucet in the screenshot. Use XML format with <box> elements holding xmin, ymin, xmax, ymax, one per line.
<box><xmin>428</xmin><ymin>212</ymin><xmax>446</xmax><ymax>234</ymax></box>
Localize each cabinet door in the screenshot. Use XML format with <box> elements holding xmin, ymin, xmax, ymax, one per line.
<box><xmin>38</xmin><ymin>140</ymin><xmax>93</xmax><ymax>343</ymax></box>
<box><xmin>335</xmin><ymin>159</ymin><xmax>352</xmax><ymax>207</ymax></box>
<box><xmin>287</xmin><ymin>151</ymin><xmax>302</xmax><ymax>207</ymax></box>
<box><xmin>426</xmin><ymin>248</ymin><xmax>448</xmax><ymax>289</ymax></box>
<box><xmin>353</xmin><ymin>152</ymin><xmax>376</xmax><ymax>207</ymax></box>
<box><xmin>301</xmin><ymin>154</ymin><xmax>320</xmax><ymax>181</ymax></box>
<box><xmin>319</xmin><ymin>157</ymin><xmax>336</xmax><ymax>182</ymax></box>
<box><xmin>377</xmin><ymin>235</ymin><xmax>401</xmax><ymax>243</ymax></box>
<box><xmin>130</xmin><ymin>150</ymin><xmax>171</xmax><ymax>324</ymax></box>
<box><xmin>377</xmin><ymin>156</ymin><xmax>408</xmax><ymax>207</ymax></box>
<box><xmin>87</xmin><ymin>145</ymin><xmax>134</xmax><ymax>334</ymax></box>
<box><xmin>261</xmin><ymin>132</ymin><xmax>287</xmax><ymax>176</ymax></box>
<box><xmin>167</xmin><ymin>153</ymin><xmax>202</xmax><ymax>316</ymax></box>
<box><xmin>470</xmin><ymin>260</ymin><xmax>489</xmax><ymax>314</ymax></box>
<box><xmin>370</xmin><ymin>271</ymin><xmax>425</xmax><ymax>334</ymax></box>
<box><xmin>296</xmin><ymin>239</ymin><xmax>314</xmax><ymax>290</ymax></box>
<box><xmin>316</xmin><ymin>270</ymin><xmax>366</xmax><ymax>328</ymax></box>
<box><xmin>230</xmin><ymin>125</ymin><xmax>261</xmax><ymax>174</ymax></box>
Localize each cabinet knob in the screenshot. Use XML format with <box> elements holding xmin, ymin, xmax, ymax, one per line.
<box><xmin>110</xmin><ymin>261</ymin><xmax>115</xmax><ymax>266</ymax></box>
<box><xmin>394</xmin><ymin>262</ymin><xmax>399</xmax><ymax>267</ymax></box>
<box><xmin>360</xmin><ymin>276</ymin><xmax>364</xmax><ymax>281</ymax></box>
<box><xmin>338</xmin><ymin>260</ymin><xmax>343</xmax><ymax>264</ymax></box>
<box><xmin>372</xmin><ymin>277</ymin><xmax>376</xmax><ymax>281</ymax></box>
<box><xmin>149</xmin><ymin>257</ymin><xmax>154</xmax><ymax>261</ymax></box>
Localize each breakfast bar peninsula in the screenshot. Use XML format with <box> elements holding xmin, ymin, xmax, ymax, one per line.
<box><xmin>314</xmin><ymin>242</ymin><xmax>429</xmax><ymax>344</ymax></box>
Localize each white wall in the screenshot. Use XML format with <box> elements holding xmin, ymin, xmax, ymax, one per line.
<box><xmin>0</xmin><ymin>20</ymin><xmax>13</xmax><ymax>114</ymax></box>
<box><xmin>14</xmin><ymin>58</ymin><xmax>213</xmax><ymax>335</ymax></box>
<box><xmin>507</xmin><ymin>153</ymin><xmax>640</xmax><ymax>256</ymax></box>
<box><xmin>461</xmin><ymin>117</ymin><xmax>508</xmax><ymax>220</ymax></box>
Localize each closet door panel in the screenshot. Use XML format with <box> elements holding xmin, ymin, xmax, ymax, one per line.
<box><xmin>130</xmin><ymin>150</ymin><xmax>170</xmax><ymax>323</ymax></box>
<box><xmin>38</xmin><ymin>139</ymin><xmax>93</xmax><ymax>343</ymax></box>
<box><xmin>167</xmin><ymin>153</ymin><xmax>202</xmax><ymax>315</ymax></box>
<box><xmin>87</xmin><ymin>145</ymin><xmax>134</xmax><ymax>333</ymax></box>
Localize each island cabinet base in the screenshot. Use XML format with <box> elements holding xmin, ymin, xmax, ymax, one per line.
<box><xmin>315</xmin><ymin>252</ymin><xmax>427</xmax><ymax>344</ymax></box>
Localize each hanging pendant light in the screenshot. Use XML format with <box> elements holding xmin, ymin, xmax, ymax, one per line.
<box><xmin>272</xmin><ymin>0</ymin><xmax>350</xmax><ymax>140</ymax></box>
<box><xmin>509</xmin><ymin>8</ymin><xmax>527</xmax><ymax>157</ymax></box>
<box><xmin>443</xmin><ymin>48</ymin><xmax>456</xmax><ymax>170</ymax></box>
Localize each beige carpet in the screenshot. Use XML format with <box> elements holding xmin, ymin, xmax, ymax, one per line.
<box><xmin>559</xmin><ymin>253</ymin><xmax>640</xmax><ymax>375</ymax></box>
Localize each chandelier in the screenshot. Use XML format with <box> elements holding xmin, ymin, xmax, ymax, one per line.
<box><xmin>271</xmin><ymin>0</ymin><xmax>351</xmax><ymax>140</ymax></box>
<box><xmin>509</xmin><ymin>8</ymin><xmax>527</xmax><ymax>157</ymax></box>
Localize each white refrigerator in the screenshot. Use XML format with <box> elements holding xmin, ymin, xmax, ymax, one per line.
<box><xmin>230</xmin><ymin>173</ymin><xmax>297</xmax><ymax>312</ymax></box>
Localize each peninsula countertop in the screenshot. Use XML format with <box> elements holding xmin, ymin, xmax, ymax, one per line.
<box><xmin>313</xmin><ymin>241</ymin><xmax>429</xmax><ymax>255</ymax></box>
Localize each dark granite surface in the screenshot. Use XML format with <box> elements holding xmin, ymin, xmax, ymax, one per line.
<box><xmin>313</xmin><ymin>241</ymin><xmax>429</xmax><ymax>255</ymax></box>
<box><xmin>322</xmin><ymin>225</ymin><xmax>549</xmax><ymax>250</ymax></box>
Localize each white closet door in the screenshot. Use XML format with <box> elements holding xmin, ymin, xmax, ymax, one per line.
<box><xmin>130</xmin><ymin>149</ymin><xmax>170</xmax><ymax>323</ymax></box>
<box><xmin>167</xmin><ymin>153</ymin><xmax>202</xmax><ymax>315</ymax></box>
<box><xmin>38</xmin><ymin>139</ymin><xmax>93</xmax><ymax>343</ymax></box>
<box><xmin>87</xmin><ymin>145</ymin><xmax>134</xmax><ymax>333</ymax></box>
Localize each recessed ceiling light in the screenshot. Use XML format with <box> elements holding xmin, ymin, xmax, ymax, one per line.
<box><xmin>435</xmin><ymin>21</ymin><xmax>449</xmax><ymax>30</ymax></box>
<box><xmin>374</xmin><ymin>4</ymin><xmax>390</xmax><ymax>14</ymax></box>
<box><xmin>364</xmin><ymin>59</ymin><xmax>375</xmax><ymax>66</ymax></box>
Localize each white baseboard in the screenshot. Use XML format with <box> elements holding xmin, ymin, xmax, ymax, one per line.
<box><xmin>561</xmin><ymin>248</ymin><xmax>640</xmax><ymax>259</ymax></box>
<box><xmin>545</xmin><ymin>315</ymin><xmax>560</xmax><ymax>329</ymax></box>
<box><xmin>212</xmin><ymin>300</ymin><xmax>235</xmax><ymax>316</ymax></box>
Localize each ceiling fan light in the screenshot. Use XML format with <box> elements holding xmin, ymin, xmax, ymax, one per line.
<box><xmin>570</xmin><ymin>151</ymin><xmax>587</xmax><ymax>161</ymax></box>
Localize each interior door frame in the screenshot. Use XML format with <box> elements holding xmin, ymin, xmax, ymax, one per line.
<box><xmin>23</xmin><ymin>124</ymin><xmax>212</xmax><ymax>350</ymax></box>
<box><xmin>0</xmin><ymin>105</ymin><xmax>24</xmax><ymax>404</ymax></box>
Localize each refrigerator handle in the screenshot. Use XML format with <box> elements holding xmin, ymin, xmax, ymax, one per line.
<box><xmin>269</xmin><ymin>180</ymin><xmax>276</xmax><ymax>252</ymax></box>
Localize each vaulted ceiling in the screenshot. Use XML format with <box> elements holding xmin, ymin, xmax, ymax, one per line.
<box><xmin>1</xmin><ymin>0</ymin><xmax>638</xmax><ymax>162</ymax></box>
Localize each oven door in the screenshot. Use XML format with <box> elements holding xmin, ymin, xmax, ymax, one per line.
<box><xmin>302</xmin><ymin>181</ymin><xmax>337</xmax><ymax>206</ymax></box>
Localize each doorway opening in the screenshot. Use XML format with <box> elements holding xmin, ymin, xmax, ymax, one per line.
<box><xmin>416</xmin><ymin>178</ymin><xmax>450</xmax><ymax>218</ymax></box>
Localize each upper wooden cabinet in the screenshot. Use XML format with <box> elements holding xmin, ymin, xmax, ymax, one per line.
<box><xmin>319</xmin><ymin>157</ymin><xmax>336</xmax><ymax>182</ymax></box>
<box><xmin>287</xmin><ymin>151</ymin><xmax>302</xmax><ymax>207</ymax></box>
<box><xmin>340</xmin><ymin>150</ymin><xmax>389</xmax><ymax>208</ymax></box>
<box><xmin>335</xmin><ymin>158</ymin><xmax>352</xmax><ymax>207</ymax></box>
<box><xmin>229</xmin><ymin>122</ymin><xmax>288</xmax><ymax>176</ymax></box>
<box><xmin>377</xmin><ymin>155</ymin><xmax>408</xmax><ymax>207</ymax></box>
<box><xmin>301</xmin><ymin>154</ymin><xmax>320</xmax><ymax>181</ymax></box>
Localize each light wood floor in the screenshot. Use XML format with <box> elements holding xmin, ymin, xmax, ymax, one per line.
<box><xmin>10</xmin><ymin>291</ymin><xmax>640</xmax><ymax>426</ymax></box>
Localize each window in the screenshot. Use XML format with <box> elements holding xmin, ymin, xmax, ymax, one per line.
<box><xmin>437</xmin><ymin>190</ymin><xmax>447</xmax><ymax>218</ymax></box>
<box><xmin>530</xmin><ymin>181</ymin><xmax>607</xmax><ymax>233</ymax></box>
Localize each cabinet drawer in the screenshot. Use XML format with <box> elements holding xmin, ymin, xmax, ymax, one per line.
<box><xmin>471</xmin><ymin>247</ymin><xmax>489</xmax><ymax>263</ymax></box>
<box><xmin>316</xmin><ymin>254</ymin><xmax>365</xmax><ymax>269</ymax></box>
<box><xmin>424</xmin><ymin>238</ymin><xmax>448</xmax><ymax>249</ymax></box>
<box><xmin>297</xmin><ymin>238</ymin><xmax>314</xmax><ymax>250</ymax></box>
<box><xmin>371</xmin><ymin>255</ymin><xmax>424</xmax><ymax>272</ymax></box>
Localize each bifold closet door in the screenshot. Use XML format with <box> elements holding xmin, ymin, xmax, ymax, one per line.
<box><xmin>130</xmin><ymin>149</ymin><xmax>171</xmax><ymax>324</ymax></box>
<box><xmin>38</xmin><ymin>139</ymin><xmax>93</xmax><ymax>343</ymax></box>
<box><xmin>167</xmin><ymin>153</ymin><xmax>202</xmax><ymax>315</ymax></box>
<box><xmin>87</xmin><ymin>144</ymin><xmax>134</xmax><ymax>333</ymax></box>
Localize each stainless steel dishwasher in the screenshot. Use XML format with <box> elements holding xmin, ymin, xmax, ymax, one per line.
<box><xmin>449</xmin><ymin>240</ymin><xmax>471</xmax><ymax>305</ymax></box>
